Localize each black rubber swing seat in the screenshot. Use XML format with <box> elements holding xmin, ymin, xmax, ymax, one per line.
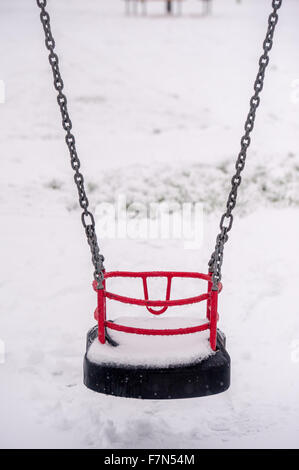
<box><xmin>84</xmin><ymin>325</ymin><xmax>230</xmax><ymax>399</ymax></box>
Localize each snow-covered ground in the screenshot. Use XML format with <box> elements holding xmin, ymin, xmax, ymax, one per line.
<box><xmin>1</xmin><ymin>0</ymin><xmax>299</xmax><ymax>449</ymax></box>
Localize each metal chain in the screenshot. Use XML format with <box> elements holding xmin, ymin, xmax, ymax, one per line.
<box><xmin>36</xmin><ymin>0</ymin><xmax>282</xmax><ymax>290</ymax></box>
<box><xmin>209</xmin><ymin>0</ymin><xmax>282</xmax><ymax>290</ymax></box>
<box><xmin>36</xmin><ymin>0</ymin><xmax>105</xmax><ymax>288</ymax></box>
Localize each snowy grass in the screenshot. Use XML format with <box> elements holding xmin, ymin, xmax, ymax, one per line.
<box><xmin>77</xmin><ymin>151</ymin><xmax>299</xmax><ymax>215</ymax></box>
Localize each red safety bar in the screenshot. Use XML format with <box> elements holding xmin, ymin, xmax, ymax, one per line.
<box><xmin>92</xmin><ymin>271</ymin><xmax>222</xmax><ymax>351</ymax></box>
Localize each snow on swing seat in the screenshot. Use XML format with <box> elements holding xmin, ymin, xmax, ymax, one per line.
<box><xmin>85</xmin><ymin>274</ymin><xmax>228</xmax><ymax>397</ymax></box>
<box><xmin>87</xmin><ymin>316</ymin><xmax>214</xmax><ymax>368</ymax></box>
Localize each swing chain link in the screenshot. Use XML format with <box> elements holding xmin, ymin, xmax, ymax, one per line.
<box><xmin>209</xmin><ymin>0</ymin><xmax>282</xmax><ymax>290</ymax></box>
<box><xmin>36</xmin><ymin>0</ymin><xmax>105</xmax><ymax>289</ymax></box>
<box><xmin>36</xmin><ymin>0</ymin><xmax>282</xmax><ymax>291</ymax></box>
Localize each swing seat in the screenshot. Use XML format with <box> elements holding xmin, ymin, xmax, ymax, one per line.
<box><xmin>84</xmin><ymin>272</ymin><xmax>230</xmax><ymax>399</ymax></box>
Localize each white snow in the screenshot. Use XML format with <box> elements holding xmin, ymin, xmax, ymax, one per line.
<box><xmin>87</xmin><ymin>316</ymin><xmax>213</xmax><ymax>367</ymax></box>
<box><xmin>1</xmin><ymin>0</ymin><xmax>299</xmax><ymax>449</ymax></box>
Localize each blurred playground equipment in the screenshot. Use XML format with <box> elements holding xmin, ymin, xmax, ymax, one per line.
<box><xmin>124</xmin><ymin>0</ymin><xmax>213</xmax><ymax>16</ymax></box>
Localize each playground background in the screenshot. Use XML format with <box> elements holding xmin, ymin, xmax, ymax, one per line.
<box><xmin>1</xmin><ymin>0</ymin><xmax>299</xmax><ymax>448</ymax></box>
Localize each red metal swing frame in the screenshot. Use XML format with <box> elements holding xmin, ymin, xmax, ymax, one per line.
<box><xmin>93</xmin><ymin>271</ymin><xmax>222</xmax><ymax>351</ymax></box>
